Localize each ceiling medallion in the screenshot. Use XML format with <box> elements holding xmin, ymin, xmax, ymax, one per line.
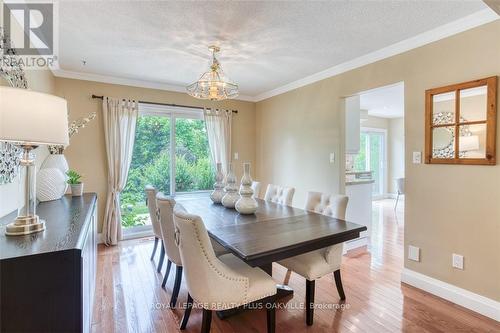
<box><xmin>186</xmin><ymin>45</ymin><xmax>238</xmax><ymax>101</ymax></box>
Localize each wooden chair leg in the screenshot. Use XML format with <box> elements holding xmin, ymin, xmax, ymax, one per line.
<box><xmin>283</xmin><ymin>269</ymin><xmax>292</xmax><ymax>285</ymax></box>
<box><xmin>266</xmin><ymin>296</ymin><xmax>276</xmax><ymax>333</ymax></box>
<box><xmin>170</xmin><ymin>266</ymin><xmax>183</xmax><ymax>308</ymax></box>
<box><xmin>180</xmin><ymin>293</ymin><xmax>193</xmax><ymax>330</ymax></box>
<box><xmin>161</xmin><ymin>260</ymin><xmax>172</xmax><ymax>288</ymax></box>
<box><xmin>305</xmin><ymin>279</ymin><xmax>315</xmax><ymax>326</ymax></box>
<box><xmin>150</xmin><ymin>237</ymin><xmax>159</xmax><ymax>260</ymax></box>
<box><xmin>334</xmin><ymin>269</ymin><xmax>346</xmax><ymax>300</ymax></box>
<box><xmin>201</xmin><ymin>309</ymin><xmax>212</xmax><ymax>333</ymax></box>
<box><xmin>157</xmin><ymin>241</ymin><xmax>165</xmax><ymax>273</ymax></box>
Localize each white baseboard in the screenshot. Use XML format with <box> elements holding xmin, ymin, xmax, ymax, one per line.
<box><xmin>343</xmin><ymin>237</ymin><xmax>369</xmax><ymax>254</ymax></box>
<box><xmin>97</xmin><ymin>232</ymin><xmax>104</xmax><ymax>244</ymax></box>
<box><xmin>401</xmin><ymin>268</ymin><xmax>500</xmax><ymax>322</ymax></box>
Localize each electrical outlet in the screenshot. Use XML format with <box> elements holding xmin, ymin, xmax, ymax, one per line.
<box><xmin>412</xmin><ymin>151</ymin><xmax>422</xmax><ymax>164</ymax></box>
<box><xmin>452</xmin><ymin>254</ymin><xmax>464</xmax><ymax>270</ymax></box>
<box><xmin>234</xmin><ymin>152</ymin><xmax>239</xmax><ymax>160</ymax></box>
<box><xmin>408</xmin><ymin>245</ymin><xmax>420</xmax><ymax>262</ymax></box>
<box><xmin>329</xmin><ymin>152</ymin><xmax>335</xmax><ymax>163</ymax></box>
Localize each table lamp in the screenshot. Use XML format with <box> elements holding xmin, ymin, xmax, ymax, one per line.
<box><xmin>0</xmin><ymin>86</ymin><xmax>69</xmax><ymax>236</ymax></box>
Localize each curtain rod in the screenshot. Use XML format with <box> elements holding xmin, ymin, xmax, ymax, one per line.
<box><xmin>91</xmin><ymin>95</ymin><xmax>238</xmax><ymax>113</ymax></box>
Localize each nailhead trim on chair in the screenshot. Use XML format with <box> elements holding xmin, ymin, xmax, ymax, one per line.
<box><xmin>177</xmin><ymin>215</ymin><xmax>254</xmax><ymax>310</ymax></box>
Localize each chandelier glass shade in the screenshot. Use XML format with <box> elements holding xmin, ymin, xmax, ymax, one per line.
<box><xmin>186</xmin><ymin>46</ymin><xmax>238</xmax><ymax>101</ymax></box>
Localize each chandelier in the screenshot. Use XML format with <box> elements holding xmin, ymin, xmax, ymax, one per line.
<box><xmin>186</xmin><ymin>45</ymin><xmax>238</xmax><ymax>101</ymax></box>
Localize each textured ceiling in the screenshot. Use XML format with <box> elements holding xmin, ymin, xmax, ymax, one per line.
<box><xmin>58</xmin><ymin>1</ymin><xmax>488</xmax><ymax>97</ymax></box>
<box><xmin>361</xmin><ymin>83</ymin><xmax>404</xmax><ymax>119</ymax></box>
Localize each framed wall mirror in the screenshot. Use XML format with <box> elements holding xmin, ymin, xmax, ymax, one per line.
<box><xmin>425</xmin><ymin>76</ymin><xmax>497</xmax><ymax>165</ymax></box>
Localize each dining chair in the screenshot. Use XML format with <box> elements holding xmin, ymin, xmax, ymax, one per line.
<box><xmin>264</xmin><ymin>184</ymin><xmax>295</xmax><ymax>206</ymax></box>
<box><xmin>145</xmin><ymin>185</ymin><xmax>165</xmax><ymax>272</ymax></box>
<box><xmin>279</xmin><ymin>191</ymin><xmax>348</xmax><ymax>326</ymax></box>
<box><xmin>156</xmin><ymin>193</ymin><xmax>183</xmax><ymax>308</ymax></box>
<box><xmin>395</xmin><ymin>177</ymin><xmax>405</xmax><ymax>210</ymax></box>
<box><xmin>173</xmin><ymin>205</ymin><xmax>277</xmax><ymax>333</ymax></box>
<box><xmin>251</xmin><ymin>181</ymin><xmax>261</xmax><ymax>198</ymax></box>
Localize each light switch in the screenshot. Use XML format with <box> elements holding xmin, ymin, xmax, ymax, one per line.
<box><xmin>412</xmin><ymin>151</ymin><xmax>422</xmax><ymax>164</ymax></box>
<box><xmin>234</xmin><ymin>152</ymin><xmax>239</xmax><ymax>160</ymax></box>
<box><xmin>329</xmin><ymin>152</ymin><xmax>335</xmax><ymax>163</ymax></box>
<box><xmin>408</xmin><ymin>245</ymin><xmax>420</xmax><ymax>262</ymax></box>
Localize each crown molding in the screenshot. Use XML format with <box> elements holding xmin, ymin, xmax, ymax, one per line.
<box><xmin>51</xmin><ymin>68</ymin><xmax>257</xmax><ymax>102</ymax></box>
<box><xmin>253</xmin><ymin>8</ymin><xmax>499</xmax><ymax>102</ymax></box>
<box><xmin>51</xmin><ymin>8</ymin><xmax>498</xmax><ymax>104</ymax></box>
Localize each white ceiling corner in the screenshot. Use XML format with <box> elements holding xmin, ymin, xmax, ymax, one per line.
<box><xmin>53</xmin><ymin>1</ymin><xmax>498</xmax><ymax>103</ymax></box>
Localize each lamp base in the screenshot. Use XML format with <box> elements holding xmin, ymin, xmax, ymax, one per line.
<box><xmin>5</xmin><ymin>215</ymin><xmax>46</xmax><ymax>236</ymax></box>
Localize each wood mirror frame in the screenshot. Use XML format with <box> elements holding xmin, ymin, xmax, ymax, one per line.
<box><xmin>425</xmin><ymin>76</ymin><xmax>497</xmax><ymax>165</ymax></box>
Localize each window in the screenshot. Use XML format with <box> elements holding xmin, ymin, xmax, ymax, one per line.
<box><xmin>353</xmin><ymin>129</ymin><xmax>386</xmax><ymax>197</ymax></box>
<box><xmin>121</xmin><ymin>104</ymin><xmax>214</xmax><ymax>229</ymax></box>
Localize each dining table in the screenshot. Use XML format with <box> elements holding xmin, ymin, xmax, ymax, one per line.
<box><xmin>175</xmin><ymin>193</ymin><xmax>367</xmax><ymax>318</ymax></box>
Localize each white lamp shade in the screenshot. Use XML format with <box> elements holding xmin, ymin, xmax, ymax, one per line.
<box><xmin>0</xmin><ymin>86</ymin><xmax>69</xmax><ymax>145</ymax></box>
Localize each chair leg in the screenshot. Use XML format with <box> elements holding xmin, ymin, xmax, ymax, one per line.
<box><xmin>157</xmin><ymin>241</ymin><xmax>165</xmax><ymax>273</ymax></box>
<box><xmin>201</xmin><ymin>309</ymin><xmax>212</xmax><ymax>333</ymax></box>
<box><xmin>180</xmin><ymin>293</ymin><xmax>193</xmax><ymax>330</ymax></box>
<box><xmin>395</xmin><ymin>192</ymin><xmax>400</xmax><ymax>210</ymax></box>
<box><xmin>283</xmin><ymin>269</ymin><xmax>292</xmax><ymax>285</ymax></box>
<box><xmin>266</xmin><ymin>296</ymin><xmax>276</xmax><ymax>333</ymax></box>
<box><xmin>305</xmin><ymin>279</ymin><xmax>315</xmax><ymax>326</ymax></box>
<box><xmin>334</xmin><ymin>269</ymin><xmax>346</xmax><ymax>300</ymax></box>
<box><xmin>150</xmin><ymin>237</ymin><xmax>159</xmax><ymax>260</ymax></box>
<box><xmin>161</xmin><ymin>260</ymin><xmax>172</xmax><ymax>288</ymax></box>
<box><xmin>170</xmin><ymin>266</ymin><xmax>183</xmax><ymax>308</ymax></box>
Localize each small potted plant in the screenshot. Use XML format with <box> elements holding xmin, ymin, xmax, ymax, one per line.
<box><xmin>66</xmin><ymin>170</ymin><xmax>84</xmax><ymax>196</ymax></box>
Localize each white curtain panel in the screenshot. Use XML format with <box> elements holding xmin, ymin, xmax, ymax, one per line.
<box><xmin>102</xmin><ymin>97</ymin><xmax>138</xmax><ymax>245</ymax></box>
<box><xmin>203</xmin><ymin>108</ymin><xmax>232</xmax><ymax>174</ymax></box>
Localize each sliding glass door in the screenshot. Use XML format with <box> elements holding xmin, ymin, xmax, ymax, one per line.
<box><xmin>353</xmin><ymin>128</ymin><xmax>387</xmax><ymax>198</ymax></box>
<box><xmin>120</xmin><ymin>105</ymin><xmax>214</xmax><ymax>232</ymax></box>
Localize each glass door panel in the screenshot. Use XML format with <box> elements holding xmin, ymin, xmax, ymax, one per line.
<box><xmin>175</xmin><ymin>118</ymin><xmax>215</xmax><ymax>193</ymax></box>
<box><xmin>121</xmin><ymin>115</ymin><xmax>171</xmax><ymax>229</ymax></box>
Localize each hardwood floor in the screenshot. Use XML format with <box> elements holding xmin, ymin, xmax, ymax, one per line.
<box><xmin>92</xmin><ymin>199</ymin><xmax>500</xmax><ymax>332</ymax></box>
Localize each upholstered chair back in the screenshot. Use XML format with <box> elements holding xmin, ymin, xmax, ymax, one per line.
<box><xmin>396</xmin><ymin>178</ymin><xmax>405</xmax><ymax>195</ymax></box>
<box><xmin>251</xmin><ymin>181</ymin><xmax>261</xmax><ymax>199</ymax></box>
<box><xmin>304</xmin><ymin>191</ymin><xmax>348</xmax><ymax>220</ymax></box>
<box><xmin>304</xmin><ymin>191</ymin><xmax>348</xmax><ymax>267</ymax></box>
<box><xmin>156</xmin><ymin>193</ymin><xmax>182</xmax><ymax>266</ymax></box>
<box><xmin>145</xmin><ymin>185</ymin><xmax>161</xmax><ymax>238</ymax></box>
<box><xmin>173</xmin><ymin>206</ymin><xmax>250</xmax><ymax>310</ymax></box>
<box><xmin>264</xmin><ymin>184</ymin><xmax>295</xmax><ymax>206</ymax></box>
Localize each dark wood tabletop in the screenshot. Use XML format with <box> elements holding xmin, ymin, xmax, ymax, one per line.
<box><xmin>176</xmin><ymin>194</ymin><xmax>367</xmax><ymax>267</ymax></box>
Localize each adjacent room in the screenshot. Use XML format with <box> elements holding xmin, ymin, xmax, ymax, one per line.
<box><xmin>1</xmin><ymin>1</ymin><xmax>499</xmax><ymax>332</ymax></box>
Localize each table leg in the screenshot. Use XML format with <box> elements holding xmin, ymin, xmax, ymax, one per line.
<box><xmin>216</xmin><ymin>263</ymin><xmax>294</xmax><ymax>320</ymax></box>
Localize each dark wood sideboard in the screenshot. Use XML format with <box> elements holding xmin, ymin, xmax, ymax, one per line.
<box><xmin>0</xmin><ymin>193</ymin><xmax>98</xmax><ymax>333</ymax></box>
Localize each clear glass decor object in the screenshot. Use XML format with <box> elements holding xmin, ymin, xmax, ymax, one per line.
<box><xmin>210</xmin><ymin>162</ymin><xmax>225</xmax><ymax>204</ymax></box>
<box><xmin>235</xmin><ymin>163</ymin><xmax>258</xmax><ymax>214</ymax></box>
<box><xmin>222</xmin><ymin>163</ymin><xmax>240</xmax><ymax>208</ymax></box>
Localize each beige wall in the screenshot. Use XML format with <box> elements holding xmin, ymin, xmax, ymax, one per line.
<box><xmin>54</xmin><ymin>78</ymin><xmax>256</xmax><ymax>232</ymax></box>
<box><xmin>256</xmin><ymin>21</ymin><xmax>500</xmax><ymax>301</ymax></box>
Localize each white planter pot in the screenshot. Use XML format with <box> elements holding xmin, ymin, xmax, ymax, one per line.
<box><xmin>70</xmin><ymin>183</ymin><xmax>84</xmax><ymax>196</ymax></box>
